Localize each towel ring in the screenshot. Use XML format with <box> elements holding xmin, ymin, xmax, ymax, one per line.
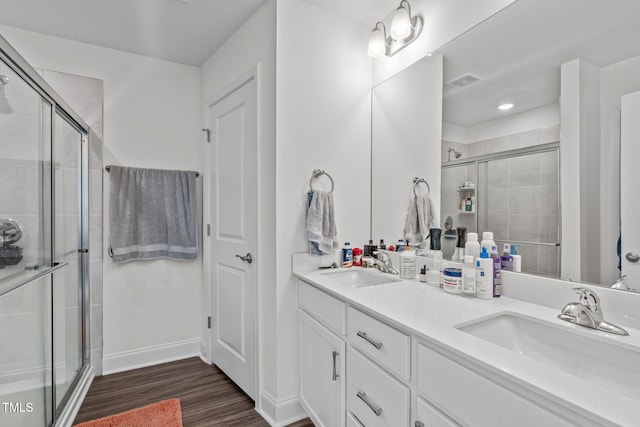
<box><xmin>412</xmin><ymin>177</ymin><xmax>430</xmax><ymax>196</ymax></box>
<box><xmin>310</xmin><ymin>169</ymin><xmax>334</xmax><ymax>192</ymax></box>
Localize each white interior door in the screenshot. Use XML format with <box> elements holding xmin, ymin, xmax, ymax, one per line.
<box><xmin>620</xmin><ymin>90</ymin><xmax>640</xmax><ymax>291</ymax></box>
<box><xmin>208</xmin><ymin>75</ymin><xmax>257</xmax><ymax>399</ymax></box>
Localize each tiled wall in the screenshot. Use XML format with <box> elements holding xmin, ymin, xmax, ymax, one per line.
<box><xmin>441</xmin><ymin>125</ymin><xmax>560</xmax><ymax>277</ymax></box>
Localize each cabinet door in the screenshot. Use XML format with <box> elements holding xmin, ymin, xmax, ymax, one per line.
<box><xmin>299</xmin><ymin>309</ymin><xmax>345</xmax><ymax>427</ymax></box>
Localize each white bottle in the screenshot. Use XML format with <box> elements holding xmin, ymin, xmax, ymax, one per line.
<box><xmin>399</xmin><ymin>250</ymin><xmax>416</xmax><ymax>279</ymax></box>
<box><xmin>465</xmin><ymin>232</ymin><xmax>480</xmax><ymax>260</ymax></box>
<box><xmin>511</xmin><ymin>244</ymin><xmax>522</xmax><ymax>272</ymax></box>
<box><xmin>426</xmin><ymin>251</ymin><xmax>442</xmax><ymax>287</ymax></box>
<box><xmin>462</xmin><ymin>255</ymin><xmax>476</xmax><ymax>296</ymax></box>
<box><xmin>475</xmin><ymin>248</ymin><xmax>494</xmax><ymax>300</ymax></box>
<box><xmin>481</xmin><ymin>231</ymin><xmax>497</xmax><ymax>256</ymax></box>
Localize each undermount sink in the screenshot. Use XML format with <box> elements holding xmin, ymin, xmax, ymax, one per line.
<box><xmin>456</xmin><ymin>312</ymin><xmax>640</xmax><ymax>400</ymax></box>
<box><xmin>320</xmin><ymin>268</ymin><xmax>402</xmax><ymax>288</ymax></box>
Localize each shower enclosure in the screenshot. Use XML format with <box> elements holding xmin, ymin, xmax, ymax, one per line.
<box><xmin>0</xmin><ymin>37</ymin><xmax>91</xmax><ymax>426</ymax></box>
<box><xmin>441</xmin><ymin>143</ymin><xmax>561</xmax><ymax>277</ymax></box>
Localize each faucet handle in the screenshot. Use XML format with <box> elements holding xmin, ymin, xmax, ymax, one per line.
<box><xmin>572</xmin><ymin>287</ymin><xmax>601</xmax><ymax>310</ymax></box>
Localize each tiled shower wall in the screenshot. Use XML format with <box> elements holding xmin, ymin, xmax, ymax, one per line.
<box><xmin>42</xmin><ymin>70</ymin><xmax>104</xmax><ymax>375</ymax></box>
<box><xmin>441</xmin><ymin>125</ymin><xmax>560</xmax><ymax>277</ymax></box>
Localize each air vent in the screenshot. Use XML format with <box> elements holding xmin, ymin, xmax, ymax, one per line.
<box><xmin>446</xmin><ymin>73</ymin><xmax>482</xmax><ymax>88</ymax></box>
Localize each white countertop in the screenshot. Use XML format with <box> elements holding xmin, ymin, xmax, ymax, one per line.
<box><xmin>294</xmin><ymin>267</ymin><xmax>640</xmax><ymax>427</ymax></box>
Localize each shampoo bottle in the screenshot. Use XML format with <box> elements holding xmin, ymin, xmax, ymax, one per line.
<box><xmin>475</xmin><ymin>247</ymin><xmax>493</xmax><ymax>300</ymax></box>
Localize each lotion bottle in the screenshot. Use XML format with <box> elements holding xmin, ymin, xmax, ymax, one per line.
<box><xmin>475</xmin><ymin>247</ymin><xmax>493</xmax><ymax>300</ymax></box>
<box><xmin>462</xmin><ymin>255</ymin><xmax>476</xmax><ymax>296</ymax></box>
<box><xmin>400</xmin><ymin>250</ymin><xmax>416</xmax><ymax>279</ymax></box>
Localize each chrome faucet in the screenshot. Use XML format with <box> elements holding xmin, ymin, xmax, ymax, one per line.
<box><xmin>558</xmin><ymin>288</ymin><xmax>629</xmax><ymax>336</ymax></box>
<box><xmin>373</xmin><ymin>252</ymin><xmax>398</xmax><ymax>275</ymax></box>
<box><xmin>609</xmin><ymin>275</ymin><xmax>639</xmax><ymax>293</ymax></box>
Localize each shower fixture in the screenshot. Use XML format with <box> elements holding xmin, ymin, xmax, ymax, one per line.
<box><xmin>0</xmin><ymin>74</ymin><xmax>13</xmax><ymax>114</ymax></box>
<box><xmin>447</xmin><ymin>147</ymin><xmax>462</xmax><ymax>161</ymax></box>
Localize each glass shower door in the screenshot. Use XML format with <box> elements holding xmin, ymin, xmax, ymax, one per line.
<box><xmin>52</xmin><ymin>111</ymin><xmax>87</xmax><ymax>411</ymax></box>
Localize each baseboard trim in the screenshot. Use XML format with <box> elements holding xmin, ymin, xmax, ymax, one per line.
<box><xmin>258</xmin><ymin>391</ymin><xmax>306</xmax><ymax>427</ymax></box>
<box><xmin>102</xmin><ymin>338</ymin><xmax>200</xmax><ymax>375</ymax></box>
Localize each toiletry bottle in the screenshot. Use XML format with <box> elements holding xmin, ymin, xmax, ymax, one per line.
<box><xmin>352</xmin><ymin>247</ymin><xmax>363</xmax><ymax>267</ymax></box>
<box><xmin>426</xmin><ymin>229</ymin><xmax>442</xmax><ymax>287</ymax></box>
<box><xmin>462</xmin><ymin>255</ymin><xmax>476</xmax><ymax>296</ymax></box>
<box><xmin>465</xmin><ymin>232</ymin><xmax>480</xmax><ymax>260</ymax></box>
<box><xmin>511</xmin><ymin>244</ymin><xmax>522</xmax><ymax>272</ymax></box>
<box><xmin>475</xmin><ymin>248</ymin><xmax>493</xmax><ymax>300</ymax></box>
<box><xmin>465</xmin><ymin>196</ymin><xmax>473</xmax><ymax>212</ymax></box>
<box><xmin>342</xmin><ymin>242</ymin><xmax>353</xmax><ymax>268</ymax></box>
<box><xmin>491</xmin><ymin>253</ymin><xmax>502</xmax><ymax>298</ymax></box>
<box><xmin>400</xmin><ymin>249</ymin><xmax>416</xmax><ymax>279</ymax></box>
<box><xmin>451</xmin><ymin>227</ymin><xmax>467</xmax><ymax>263</ymax></box>
<box><xmin>419</xmin><ymin>265</ymin><xmax>427</xmax><ymax>282</ymax></box>
<box><xmin>481</xmin><ymin>231</ymin><xmax>497</xmax><ymax>256</ymax></box>
<box><xmin>396</xmin><ymin>239</ymin><xmax>405</xmax><ymax>252</ymax></box>
<box><xmin>379</xmin><ymin>239</ymin><xmax>386</xmax><ymax>250</ymax></box>
<box><xmin>500</xmin><ymin>243</ymin><xmax>513</xmax><ymax>271</ymax></box>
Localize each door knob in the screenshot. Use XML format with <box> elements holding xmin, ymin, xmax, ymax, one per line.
<box><xmin>626</xmin><ymin>252</ymin><xmax>640</xmax><ymax>263</ymax></box>
<box><xmin>236</xmin><ymin>253</ymin><xmax>253</xmax><ymax>264</ymax></box>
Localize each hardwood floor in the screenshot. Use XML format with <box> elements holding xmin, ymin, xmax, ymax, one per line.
<box><xmin>74</xmin><ymin>357</ymin><xmax>313</xmax><ymax>427</ymax></box>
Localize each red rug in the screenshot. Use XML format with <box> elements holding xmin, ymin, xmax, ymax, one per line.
<box><xmin>75</xmin><ymin>398</ymin><xmax>183</xmax><ymax>427</ymax></box>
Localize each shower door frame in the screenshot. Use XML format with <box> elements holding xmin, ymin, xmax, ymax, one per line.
<box><xmin>0</xmin><ymin>34</ymin><xmax>92</xmax><ymax>426</ymax></box>
<box><xmin>442</xmin><ymin>141</ymin><xmax>561</xmax><ymax>276</ymax></box>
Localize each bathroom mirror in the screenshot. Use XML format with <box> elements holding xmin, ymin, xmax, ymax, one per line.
<box><xmin>370</xmin><ymin>0</ymin><xmax>640</xmax><ymax>290</ymax></box>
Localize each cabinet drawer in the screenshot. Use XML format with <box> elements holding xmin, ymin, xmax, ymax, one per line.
<box><xmin>347</xmin><ymin>347</ymin><xmax>410</xmax><ymax>427</ymax></box>
<box><xmin>416</xmin><ymin>397</ymin><xmax>459</xmax><ymax>427</ymax></box>
<box><xmin>299</xmin><ymin>280</ymin><xmax>346</xmax><ymax>335</ymax></box>
<box><xmin>417</xmin><ymin>343</ymin><xmax>574</xmax><ymax>427</ymax></box>
<box><xmin>347</xmin><ymin>412</ymin><xmax>365</xmax><ymax>427</ymax></box>
<box><xmin>347</xmin><ymin>307</ymin><xmax>410</xmax><ymax>380</ymax></box>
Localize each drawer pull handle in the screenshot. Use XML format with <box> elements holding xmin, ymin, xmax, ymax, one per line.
<box><xmin>332</xmin><ymin>351</ymin><xmax>339</xmax><ymax>381</ymax></box>
<box><xmin>357</xmin><ymin>331</ymin><xmax>383</xmax><ymax>350</ymax></box>
<box><xmin>356</xmin><ymin>391</ymin><xmax>383</xmax><ymax>416</ymax></box>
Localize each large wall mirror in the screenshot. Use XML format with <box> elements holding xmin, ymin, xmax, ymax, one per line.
<box><xmin>371</xmin><ymin>0</ymin><xmax>640</xmax><ymax>292</ymax></box>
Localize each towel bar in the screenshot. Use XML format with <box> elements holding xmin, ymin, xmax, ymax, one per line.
<box><xmin>412</xmin><ymin>177</ymin><xmax>430</xmax><ymax>196</ymax></box>
<box><xmin>310</xmin><ymin>169</ymin><xmax>334</xmax><ymax>192</ymax></box>
<box><xmin>105</xmin><ymin>165</ymin><xmax>199</xmax><ymax>178</ymax></box>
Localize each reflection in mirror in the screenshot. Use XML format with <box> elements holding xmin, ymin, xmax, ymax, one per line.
<box><xmin>431</xmin><ymin>0</ymin><xmax>640</xmax><ymax>289</ymax></box>
<box><xmin>371</xmin><ymin>54</ymin><xmax>443</xmax><ymax>247</ymax></box>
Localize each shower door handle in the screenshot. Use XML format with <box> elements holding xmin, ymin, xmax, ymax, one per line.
<box><xmin>236</xmin><ymin>253</ymin><xmax>253</xmax><ymax>264</ymax></box>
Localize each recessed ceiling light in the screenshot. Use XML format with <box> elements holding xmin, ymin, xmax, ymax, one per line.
<box><xmin>498</xmin><ymin>103</ymin><xmax>514</xmax><ymax>111</ymax></box>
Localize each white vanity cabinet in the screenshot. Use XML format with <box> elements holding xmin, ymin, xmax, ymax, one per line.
<box><xmin>298</xmin><ymin>281</ymin><xmax>346</xmax><ymax>427</ymax></box>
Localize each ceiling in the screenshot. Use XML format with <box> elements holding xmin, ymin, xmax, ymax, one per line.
<box><xmin>438</xmin><ymin>0</ymin><xmax>640</xmax><ymax>127</ymax></box>
<box><xmin>0</xmin><ymin>0</ymin><xmax>268</xmax><ymax>66</ymax></box>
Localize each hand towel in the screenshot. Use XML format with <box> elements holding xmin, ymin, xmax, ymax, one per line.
<box><xmin>404</xmin><ymin>193</ymin><xmax>436</xmax><ymax>245</ymax></box>
<box><xmin>108</xmin><ymin>166</ymin><xmax>198</xmax><ymax>263</ymax></box>
<box><xmin>306</xmin><ymin>190</ymin><xmax>338</xmax><ymax>255</ymax></box>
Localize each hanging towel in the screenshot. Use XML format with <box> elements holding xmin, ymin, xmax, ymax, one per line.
<box><xmin>306</xmin><ymin>190</ymin><xmax>338</xmax><ymax>255</ymax></box>
<box><xmin>404</xmin><ymin>193</ymin><xmax>436</xmax><ymax>245</ymax></box>
<box><xmin>108</xmin><ymin>166</ymin><xmax>198</xmax><ymax>263</ymax></box>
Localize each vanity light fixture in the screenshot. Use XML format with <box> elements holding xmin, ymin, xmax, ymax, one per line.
<box><xmin>498</xmin><ymin>103</ymin><xmax>514</xmax><ymax>111</ymax></box>
<box><xmin>367</xmin><ymin>0</ymin><xmax>423</xmax><ymax>58</ymax></box>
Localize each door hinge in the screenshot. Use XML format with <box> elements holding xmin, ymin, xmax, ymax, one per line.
<box><xmin>202</xmin><ymin>128</ymin><xmax>211</xmax><ymax>143</ymax></box>
<box><xmin>207</xmin><ymin>224</ymin><xmax>211</xmax><ymax>236</ymax></box>
<box><xmin>207</xmin><ymin>316</ymin><xmax>211</xmax><ymax>329</ymax></box>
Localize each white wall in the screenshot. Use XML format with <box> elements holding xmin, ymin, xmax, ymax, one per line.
<box><xmin>200</xmin><ymin>0</ymin><xmax>278</xmax><ymax>411</ymax></box>
<box><xmin>276</xmin><ymin>0</ymin><xmax>372</xmax><ymax>405</ymax></box>
<box><xmin>0</xmin><ymin>25</ymin><xmax>203</xmax><ymax>371</ymax></box>
<box><xmin>372</xmin><ymin>0</ymin><xmax>517</xmax><ymax>85</ymax></box>
<box><xmin>599</xmin><ymin>54</ymin><xmax>640</xmax><ymax>285</ymax></box>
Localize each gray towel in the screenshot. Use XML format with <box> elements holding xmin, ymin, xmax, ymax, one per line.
<box><xmin>109</xmin><ymin>166</ymin><xmax>198</xmax><ymax>263</ymax></box>
<box><xmin>404</xmin><ymin>193</ymin><xmax>436</xmax><ymax>245</ymax></box>
<box><xmin>306</xmin><ymin>190</ymin><xmax>338</xmax><ymax>255</ymax></box>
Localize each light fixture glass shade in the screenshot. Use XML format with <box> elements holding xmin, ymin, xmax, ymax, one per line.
<box><xmin>390</xmin><ymin>5</ymin><xmax>412</xmax><ymax>40</ymax></box>
<box><xmin>368</xmin><ymin>27</ymin><xmax>387</xmax><ymax>58</ymax></box>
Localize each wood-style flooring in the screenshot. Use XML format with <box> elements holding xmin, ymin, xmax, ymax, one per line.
<box><xmin>74</xmin><ymin>357</ymin><xmax>313</xmax><ymax>427</ymax></box>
